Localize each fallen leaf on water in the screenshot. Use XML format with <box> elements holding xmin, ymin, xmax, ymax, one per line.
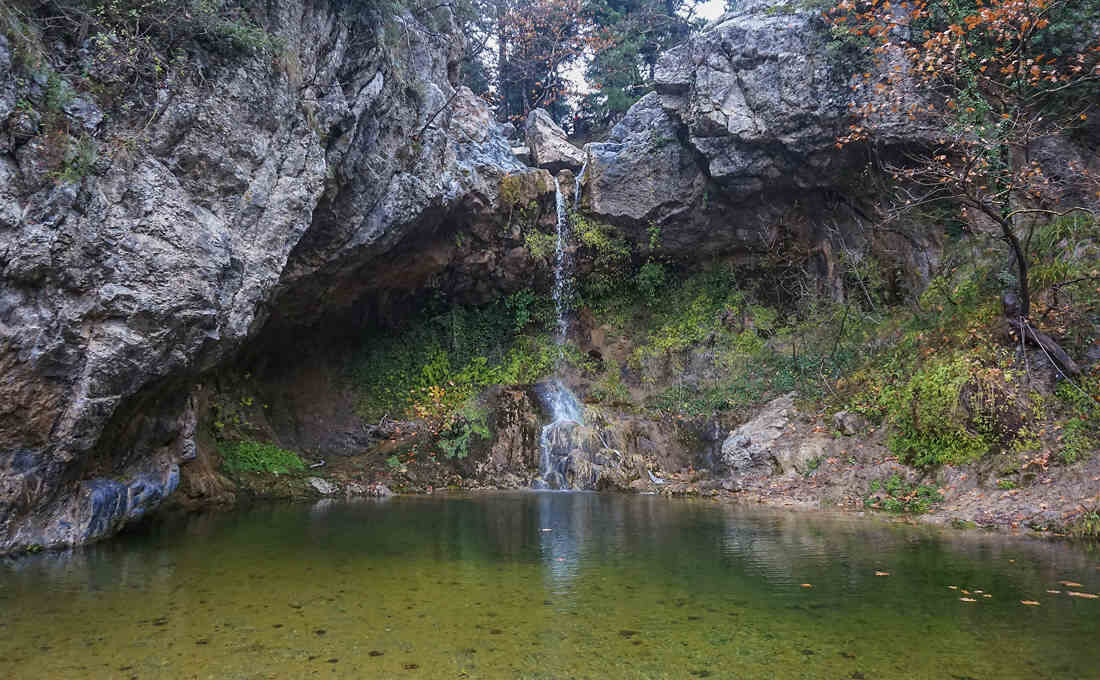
<box><xmin>800</xmin><ymin>584</ymin><xmax>813</xmax><ymax>588</ymax></box>
<box><xmin>1067</xmin><ymin>591</ymin><xmax>1099</xmax><ymax>599</ymax></box>
<box><xmin>1047</xmin><ymin>590</ymin><xmax>1062</xmax><ymax>594</ymax></box>
<box><xmin>961</xmin><ymin>589</ymin><xmax>971</xmax><ymax>595</ymax></box>
<box><xmin>959</xmin><ymin>597</ymin><xmax>977</xmax><ymax>602</ymax></box>
<box><xmin>974</xmin><ymin>590</ymin><xmax>984</xmax><ymax>593</ymax></box>
<box><xmin>948</xmin><ymin>585</ymin><xmax>958</xmax><ymax>590</ymax></box>
<box><xmin>983</xmin><ymin>594</ymin><xmax>992</xmax><ymax>598</ymax></box>
<box><xmin>1058</xmin><ymin>581</ymin><xmax>1083</xmax><ymax>587</ymax></box>
<box><xmin>1021</xmin><ymin>601</ymin><xmax>1040</xmax><ymax>606</ymax></box>
<box><xmin>875</xmin><ymin>571</ymin><xmax>890</xmax><ymax>576</ymax></box>
<box><xmin>540</xmin><ymin>528</ymin><xmax>552</xmax><ymax>532</ymax></box>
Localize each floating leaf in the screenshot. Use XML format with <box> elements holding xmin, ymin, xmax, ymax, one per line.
<box><xmin>1021</xmin><ymin>601</ymin><xmax>1040</xmax><ymax>606</ymax></box>
<box><xmin>800</xmin><ymin>584</ymin><xmax>813</xmax><ymax>588</ymax></box>
<box><xmin>875</xmin><ymin>571</ymin><xmax>890</xmax><ymax>576</ymax></box>
<box><xmin>1058</xmin><ymin>581</ymin><xmax>1083</xmax><ymax>587</ymax></box>
<box><xmin>948</xmin><ymin>585</ymin><xmax>958</xmax><ymax>590</ymax></box>
<box><xmin>959</xmin><ymin>597</ymin><xmax>977</xmax><ymax>602</ymax></box>
<box><xmin>1067</xmin><ymin>592</ymin><xmax>1099</xmax><ymax>599</ymax></box>
<box><xmin>1047</xmin><ymin>590</ymin><xmax>1062</xmax><ymax>594</ymax></box>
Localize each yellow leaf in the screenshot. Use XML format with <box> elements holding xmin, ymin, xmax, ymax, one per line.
<box><xmin>1021</xmin><ymin>600</ymin><xmax>1040</xmax><ymax>606</ymax></box>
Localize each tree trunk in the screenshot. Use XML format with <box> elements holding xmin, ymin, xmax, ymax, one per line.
<box><xmin>999</xmin><ymin>217</ymin><xmax>1030</xmax><ymax>320</ymax></box>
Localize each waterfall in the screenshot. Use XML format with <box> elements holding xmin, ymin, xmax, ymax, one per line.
<box><xmin>573</xmin><ymin>158</ymin><xmax>587</xmax><ymax>208</ymax></box>
<box><xmin>533</xmin><ymin>177</ymin><xmax>584</xmax><ymax>490</ymax></box>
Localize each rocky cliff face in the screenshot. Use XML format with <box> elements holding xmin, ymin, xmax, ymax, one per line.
<box><xmin>0</xmin><ymin>1</ymin><xmax>547</xmax><ymax>553</ymax></box>
<box><xmin>581</xmin><ymin>0</ymin><xmax>938</xmax><ymax>283</ymax></box>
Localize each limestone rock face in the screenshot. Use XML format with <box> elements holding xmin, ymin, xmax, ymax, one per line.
<box><xmin>583</xmin><ymin>93</ymin><xmax>706</xmax><ymax>230</ymax></box>
<box><xmin>524</xmin><ymin>108</ymin><xmax>584</xmax><ymax>173</ymax></box>
<box><xmin>0</xmin><ymin>2</ymin><xmax>542</xmax><ymax>554</ymax></box>
<box><xmin>580</xmin><ymin>0</ymin><xmax>935</xmax><ymax>260</ymax></box>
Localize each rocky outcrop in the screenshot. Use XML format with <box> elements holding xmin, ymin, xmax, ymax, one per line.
<box><xmin>525</xmin><ymin>108</ymin><xmax>584</xmax><ymax>173</ymax></box>
<box><xmin>0</xmin><ymin>2</ymin><xmax>546</xmax><ymax>553</ymax></box>
<box><xmin>580</xmin><ymin>0</ymin><xmax>938</xmax><ymax>267</ymax></box>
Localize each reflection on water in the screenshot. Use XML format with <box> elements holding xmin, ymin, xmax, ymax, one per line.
<box><xmin>2</xmin><ymin>493</ymin><xmax>1099</xmax><ymax>679</ymax></box>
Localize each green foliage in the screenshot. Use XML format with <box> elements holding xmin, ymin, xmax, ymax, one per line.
<box><xmin>864</xmin><ymin>474</ymin><xmax>944</xmax><ymax>514</ymax></box>
<box><xmin>573</xmin><ymin>213</ymin><xmax>633</xmax><ymax>299</ymax></box>
<box><xmin>879</xmin><ymin>353</ymin><xmax>992</xmax><ymax>467</ymax></box>
<box><xmin>590</xmin><ymin>358</ymin><xmax>631</xmax><ymax>405</ymax></box>
<box><xmin>349</xmin><ymin>291</ymin><xmax>556</xmax><ymax>423</ymax></box>
<box><xmin>1067</xmin><ymin>511</ymin><xmax>1100</xmax><ymax>540</ymax></box>
<box><xmin>996</xmin><ymin>479</ymin><xmax>1017</xmax><ymax>490</ymax></box>
<box><xmin>524</xmin><ymin>227</ymin><xmax>556</xmax><ymax>265</ymax></box>
<box><xmin>437</xmin><ymin>400</ymin><xmax>490</xmax><ymax>459</ymax></box>
<box><xmin>1059</xmin><ymin>418</ymin><xmax>1095</xmax><ymax>465</ymax></box>
<box><xmin>1055</xmin><ymin>374</ymin><xmax>1099</xmax><ymax>465</ymax></box>
<box><xmin>53</xmin><ymin>133</ymin><xmax>97</xmax><ymax>183</ymax></box>
<box><xmin>218</xmin><ymin>438</ymin><xmax>305</xmax><ymax>476</ymax></box>
<box><xmin>634</xmin><ymin>261</ymin><xmax>667</xmax><ymax>307</ymax></box>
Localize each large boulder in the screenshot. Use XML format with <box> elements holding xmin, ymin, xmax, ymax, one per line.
<box><xmin>582</xmin><ymin>93</ymin><xmax>706</xmax><ymax>230</ymax></box>
<box><xmin>524</xmin><ymin>108</ymin><xmax>585</xmax><ymax>173</ymax></box>
<box><xmin>719</xmin><ymin>393</ymin><xmax>797</xmax><ymax>474</ymax></box>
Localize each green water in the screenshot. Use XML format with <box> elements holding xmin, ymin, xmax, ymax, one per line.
<box><xmin>2</xmin><ymin>494</ymin><xmax>1099</xmax><ymax>679</ymax></box>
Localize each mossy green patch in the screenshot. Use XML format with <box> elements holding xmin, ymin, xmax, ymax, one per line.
<box><xmin>218</xmin><ymin>438</ymin><xmax>305</xmax><ymax>476</ymax></box>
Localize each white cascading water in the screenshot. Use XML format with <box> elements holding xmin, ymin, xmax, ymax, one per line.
<box><xmin>533</xmin><ymin>177</ymin><xmax>584</xmax><ymax>489</ymax></box>
<box><xmin>573</xmin><ymin>159</ymin><xmax>587</xmax><ymax>207</ymax></box>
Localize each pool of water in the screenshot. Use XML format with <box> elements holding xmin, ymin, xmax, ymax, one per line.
<box><xmin>2</xmin><ymin>493</ymin><xmax>1099</xmax><ymax>679</ymax></box>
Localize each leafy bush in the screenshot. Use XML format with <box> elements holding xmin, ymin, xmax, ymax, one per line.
<box><xmin>218</xmin><ymin>438</ymin><xmax>305</xmax><ymax>475</ymax></box>
<box><xmin>348</xmin><ymin>292</ymin><xmax>557</xmax><ymax>423</ymax></box>
<box><xmin>634</xmin><ymin>261</ymin><xmax>667</xmax><ymax>307</ymax></box>
<box><xmin>880</xmin><ymin>354</ymin><xmax>992</xmax><ymax>467</ymax></box>
<box><xmin>437</xmin><ymin>400</ymin><xmax>490</xmax><ymax>459</ymax></box>
<box><xmin>864</xmin><ymin>474</ymin><xmax>944</xmax><ymax>514</ymax></box>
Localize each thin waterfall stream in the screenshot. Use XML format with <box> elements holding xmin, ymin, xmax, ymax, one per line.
<box><xmin>533</xmin><ymin>176</ymin><xmax>584</xmax><ymax>489</ymax></box>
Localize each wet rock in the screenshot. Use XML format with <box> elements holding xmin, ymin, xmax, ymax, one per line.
<box><xmin>524</xmin><ymin>108</ymin><xmax>584</xmax><ymax>172</ymax></box>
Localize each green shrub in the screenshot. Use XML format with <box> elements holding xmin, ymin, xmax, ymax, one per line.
<box><xmin>437</xmin><ymin>400</ymin><xmax>490</xmax><ymax>459</ymax></box>
<box><xmin>880</xmin><ymin>354</ymin><xmax>991</xmax><ymax>467</ymax></box>
<box><xmin>1059</xmin><ymin>418</ymin><xmax>1095</xmax><ymax>465</ymax></box>
<box><xmin>864</xmin><ymin>474</ymin><xmax>944</xmax><ymax>514</ymax></box>
<box><xmin>218</xmin><ymin>438</ymin><xmax>305</xmax><ymax>476</ymax></box>
<box><xmin>634</xmin><ymin>261</ymin><xmax>667</xmax><ymax>307</ymax></box>
<box><xmin>348</xmin><ymin>292</ymin><xmax>557</xmax><ymax>423</ymax></box>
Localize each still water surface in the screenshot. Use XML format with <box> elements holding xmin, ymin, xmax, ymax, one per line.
<box><xmin>2</xmin><ymin>493</ymin><xmax>1099</xmax><ymax>679</ymax></box>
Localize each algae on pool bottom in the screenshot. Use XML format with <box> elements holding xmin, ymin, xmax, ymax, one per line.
<box><xmin>2</xmin><ymin>493</ymin><xmax>1098</xmax><ymax>679</ymax></box>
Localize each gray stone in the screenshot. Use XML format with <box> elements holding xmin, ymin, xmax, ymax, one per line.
<box><xmin>774</xmin><ymin>433</ymin><xmax>834</xmax><ymax>476</ymax></box>
<box><xmin>834</xmin><ymin>410</ymin><xmax>867</xmax><ymax>436</ymax></box>
<box><xmin>511</xmin><ymin>145</ymin><xmax>532</xmax><ymax>165</ymax></box>
<box><xmin>719</xmin><ymin>392</ymin><xmax>796</xmax><ymax>474</ymax></box>
<box><xmin>308</xmin><ymin>477</ymin><xmax>337</xmax><ymax>495</ymax></box>
<box><xmin>524</xmin><ymin>108</ymin><xmax>584</xmax><ymax>172</ymax></box>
